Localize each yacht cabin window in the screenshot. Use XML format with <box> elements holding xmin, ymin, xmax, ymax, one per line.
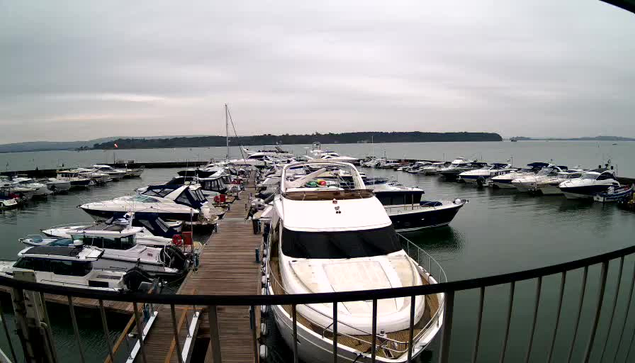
<box><xmin>75</xmin><ymin>235</ymin><xmax>135</xmax><ymax>250</ymax></box>
<box><xmin>14</xmin><ymin>258</ymin><xmax>92</xmax><ymax>276</ymax></box>
<box><xmin>281</xmin><ymin>226</ymin><xmax>401</xmax><ymax>259</ymax></box>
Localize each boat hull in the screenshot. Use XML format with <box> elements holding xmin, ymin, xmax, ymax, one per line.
<box><xmin>81</xmin><ymin>207</ymin><xmax>198</xmax><ymax>222</ymax></box>
<box><xmin>386</xmin><ymin>202</ymin><xmax>465</xmax><ymax>232</ymax></box>
<box><xmin>493</xmin><ymin>180</ymin><xmax>516</xmax><ymax>189</ymax></box>
<box><xmin>560</xmin><ymin>185</ymin><xmax>612</xmax><ymax>200</ymax></box>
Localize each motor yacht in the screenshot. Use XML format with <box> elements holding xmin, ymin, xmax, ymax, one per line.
<box><xmin>44</xmin><ymin>178</ymin><xmax>72</xmax><ymax>193</ymax></box>
<box><xmin>438</xmin><ymin>158</ymin><xmax>487</xmax><ymax>180</ymax></box>
<box><xmin>42</xmin><ymin>214</ymin><xmax>182</xmax><ymax>246</ymax></box>
<box><xmin>0</xmin><ymin>244</ymin><xmax>152</xmax><ymax>292</ymax></box>
<box><xmin>559</xmin><ymin>170</ymin><xmax>621</xmax><ymax>199</ymax></box>
<box><xmin>75</xmin><ymin>168</ymin><xmax>112</xmax><ymax>185</ymax></box>
<box><xmin>530</xmin><ymin>170</ymin><xmax>584</xmax><ymax>195</ymax></box>
<box><xmin>20</xmin><ymin>227</ymin><xmax>188</xmax><ymax>278</ymax></box>
<box><xmin>92</xmin><ymin>165</ymin><xmax>127</xmax><ymax>181</ymax></box>
<box><xmin>56</xmin><ymin>170</ymin><xmax>93</xmax><ymax>188</ymax></box>
<box><xmin>405</xmin><ymin>162</ymin><xmax>432</xmax><ymax>174</ymax></box>
<box><xmin>11</xmin><ymin>177</ymin><xmax>51</xmax><ymax>198</ymax></box>
<box><xmin>263</xmin><ymin>161</ymin><xmax>444</xmax><ymax>362</ymax></box>
<box><xmin>308</xmin><ymin>142</ymin><xmax>360</xmax><ymax>164</ymax></box>
<box><xmin>419</xmin><ymin>162</ymin><xmax>448</xmax><ymax>175</ymax></box>
<box><xmin>372</xmin><ymin>182</ymin><xmax>466</xmax><ymax>231</ymax></box>
<box><xmin>458</xmin><ymin>163</ymin><xmax>514</xmax><ymax>185</ymax></box>
<box><xmin>511</xmin><ymin>165</ymin><xmax>568</xmax><ymax>192</ymax></box>
<box><xmin>490</xmin><ymin>162</ymin><xmax>550</xmax><ymax>189</ymax></box>
<box><xmin>80</xmin><ymin>187</ymin><xmax>203</xmax><ymax>223</ymax></box>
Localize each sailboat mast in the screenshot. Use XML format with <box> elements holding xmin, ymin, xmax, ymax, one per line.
<box><xmin>225</xmin><ymin>104</ymin><xmax>229</xmax><ymax>160</ymax></box>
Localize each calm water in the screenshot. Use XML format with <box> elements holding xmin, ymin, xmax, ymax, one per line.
<box><xmin>1</xmin><ymin>142</ymin><xmax>635</xmax><ymax>362</ymax></box>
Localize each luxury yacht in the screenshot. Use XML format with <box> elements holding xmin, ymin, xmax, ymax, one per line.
<box><xmin>490</xmin><ymin>162</ymin><xmax>550</xmax><ymax>189</ymax></box>
<box><xmin>309</xmin><ymin>142</ymin><xmax>360</xmax><ymax>164</ymax></box>
<box><xmin>0</xmin><ymin>244</ymin><xmax>151</xmax><ymax>292</ymax></box>
<box><xmin>263</xmin><ymin>161</ymin><xmax>444</xmax><ymax>362</ymax></box>
<box><xmin>559</xmin><ymin>170</ymin><xmax>621</xmax><ymax>199</ymax></box>
<box><xmin>75</xmin><ymin>168</ymin><xmax>112</xmax><ymax>185</ymax></box>
<box><xmin>458</xmin><ymin>163</ymin><xmax>514</xmax><ymax>185</ymax></box>
<box><xmin>511</xmin><ymin>165</ymin><xmax>568</xmax><ymax>192</ymax></box>
<box><xmin>419</xmin><ymin>162</ymin><xmax>448</xmax><ymax>175</ymax></box>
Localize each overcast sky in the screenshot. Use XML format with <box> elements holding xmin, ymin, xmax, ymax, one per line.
<box><xmin>1</xmin><ymin>0</ymin><xmax>634</xmax><ymax>144</ymax></box>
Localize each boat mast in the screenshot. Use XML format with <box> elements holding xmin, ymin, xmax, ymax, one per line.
<box><xmin>225</xmin><ymin>104</ymin><xmax>230</xmax><ymax>161</ymax></box>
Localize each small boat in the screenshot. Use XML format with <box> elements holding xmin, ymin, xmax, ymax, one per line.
<box><xmin>0</xmin><ymin>244</ymin><xmax>153</xmax><ymax>292</ymax></box>
<box><xmin>124</xmin><ymin>166</ymin><xmax>145</xmax><ymax>178</ymax></box>
<box><xmin>419</xmin><ymin>161</ymin><xmax>448</xmax><ymax>175</ymax></box>
<box><xmin>559</xmin><ymin>170</ymin><xmax>621</xmax><ymax>199</ymax></box>
<box><xmin>75</xmin><ymin>168</ymin><xmax>112</xmax><ymax>185</ymax></box>
<box><xmin>20</xmin><ymin>231</ymin><xmax>188</xmax><ymax>278</ymax></box>
<box><xmin>438</xmin><ymin>158</ymin><xmax>488</xmax><ymax>180</ymax></box>
<box><xmin>0</xmin><ymin>195</ymin><xmax>19</xmax><ymax>210</ymax></box>
<box><xmin>593</xmin><ymin>185</ymin><xmax>634</xmax><ymax>203</ymax></box>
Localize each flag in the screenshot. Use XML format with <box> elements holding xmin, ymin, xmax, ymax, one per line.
<box><xmin>114</xmin><ymin>143</ymin><xmax>119</xmax><ymax>148</ymax></box>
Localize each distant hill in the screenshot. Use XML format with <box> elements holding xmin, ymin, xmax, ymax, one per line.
<box><xmin>92</xmin><ymin>132</ymin><xmax>503</xmax><ymax>149</ymax></box>
<box><xmin>0</xmin><ymin>137</ymin><xmax>122</xmax><ymax>153</ymax></box>
<box><xmin>511</xmin><ymin>136</ymin><xmax>635</xmax><ymax>141</ymax></box>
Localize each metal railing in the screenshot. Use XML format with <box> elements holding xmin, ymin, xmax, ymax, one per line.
<box><xmin>0</xmin><ymin>243</ymin><xmax>633</xmax><ymax>362</ymax></box>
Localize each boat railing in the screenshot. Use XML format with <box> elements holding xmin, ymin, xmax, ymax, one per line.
<box><xmin>2</xmin><ymin>240</ymin><xmax>635</xmax><ymax>363</ymax></box>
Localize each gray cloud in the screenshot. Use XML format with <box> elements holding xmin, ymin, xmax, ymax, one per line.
<box><xmin>1</xmin><ymin>0</ymin><xmax>634</xmax><ymax>143</ymax></box>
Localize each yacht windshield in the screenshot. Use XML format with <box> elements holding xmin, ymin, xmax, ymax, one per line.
<box><xmin>582</xmin><ymin>174</ymin><xmax>599</xmax><ymax>180</ymax></box>
<box><xmin>281</xmin><ymin>226</ymin><xmax>401</xmax><ymax>259</ymax></box>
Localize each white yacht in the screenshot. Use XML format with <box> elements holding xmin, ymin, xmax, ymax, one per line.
<box><xmin>458</xmin><ymin>163</ymin><xmax>514</xmax><ymax>185</ymax></box>
<box><xmin>0</xmin><ymin>244</ymin><xmax>143</xmax><ymax>292</ymax></box>
<box><xmin>41</xmin><ymin>215</ymin><xmax>178</xmax><ymax>248</ymax></box>
<box><xmin>490</xmin><ymin>162</ymin><xmax>550</xmax><ymax>189</ymax></box>
<box><xmin>438</xmin><ymin>158</ymin><xmax>487</xmax><ymax>180</ymax></box>
<box><xmin>511</xmin><ymin>165</ymin><xmax>567</xmax><ymax>192</ymax></box>
<box><xmin>264</xmin><ymin>161</ymin><xmax>444</xmax><ymax>362</ymax></box>
<box><xmin>92</xmin><ymin>164</ymin><xmax>127</xmax><ymax>180</ymax></box>
<box><xmin>419</xmin><ymin>162</ymin><xmax>447</xmax><ymax>175</ymax></box>
<box><xmin>56</xmin><ymin>170</ymin><xmax>93</xmax><ymax>188</ymax></box>
<box><xmin>532</xmin><ymin>170</ymin><xmax>585</xmax><ymax>195</ymax></box>
<box><xmin>19</xmin><ymin>227</ymin><xmax>188</xmax><ymax>277</ymax></box>
<box><xmin>559</xmin><ymin>170</ymin><xmax>621</xmax><ymax>199</ymax></box>
<box><xmin>309</xmin><ymin>142</ymin><xmax>359</xmax><ymax>164</ymax></box>
<box><xmin>75</xmin><ymin>168</ymin><xmax>112</xmax><ymax>184</ymax></box>
<box><xmin>11</xmin><ymin>177</ymin><xmax>51</xmax><ymax>198</ymax></box>
<box><xmin>44</xmin><ymin>178</ymin><xmax>72</xmax><ymax>193</ymax></box>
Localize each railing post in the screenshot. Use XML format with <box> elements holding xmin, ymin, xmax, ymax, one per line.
<box><xmin>438</xmin><ymin>291</ymin><xmax>455</xmax><ymax>363</ymax></box>
<box><xmin>170</xmin><ymin>304</ymin><xmax>184</xmax><ymax>363</ymax></box>
<box><xmin>132</xmin><ymin>302</ymin><xmax>147</xmax><ymax>363</ymax></box>
<box><xmin>524</xmin><ymin>276</ymin><xmax>542</xmax><ymax>363</ymax></box>
<box><xmin>208</xmin><ymin>305</ymin><xmax>223</xmax><ymax>363</ymax></box>
<box><xmin>599</xmin><ymin>256</ymin><xmax>624</xmax><ymax>361</ymax></box>
<box><xmin>471</xmin><ymin>287</ymin><xmax>485</xmax><ymax>363</ymax></box>
<box><xmin>68</xmin><ymin>296</ymin><xmax>86</xmax><ymax>363</ymax></box>
<box><xmin>567</xmin><ymin>266</ymin><xmax>589</xmax><ymax>363</ymax></box>
<box><xmin>371</xmin><ymin>298</ymin><xmax>378</xmax><ymax>363</ymax></box>
<box><xmin>547</xmin><ymin>272</ymin><xmax>567</xmax><ymax>363</ymax></box>
<box><xmin>582</xmin><ymin>261</ymin><xmax>609</xmax><ymax>363</ymax></box>
<box><xmin>99</xmin><ymin>299</ymin><xmax>115</xmax><ymax>363</ymax></box>
<box><xmin>332</xmin><ymin>302</ymin><xmax>338</xmax><ymax>363</ymax></box>
<box><xmin>614</xmin><ymin>260</ymin><xmax>635</xmax><ymax>362</ymax></box>
<box><xmin>407</xmin><ymin>295</ymin><xmax>416</xmax><ymax>362</ymax></box>
<box><xmin>499</xmin><ymin>282</ymin><xmax>515</xmax><ymax>363</ymax></box>
<box><xmin>0</xmin><ymin>298</ymin><xmax>18</xmax><ymax>363</ymax></box>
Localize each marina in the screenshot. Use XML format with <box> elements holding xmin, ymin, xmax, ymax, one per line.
<box><xmin>0</xmin><ymin>141</ymin><xmax>635</xmax><ymax>363</ymax></box>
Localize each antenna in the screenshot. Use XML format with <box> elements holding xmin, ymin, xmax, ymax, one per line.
<box><xmin>225</xmin><ymin>104</ymin><xmax>230</xmax><ymax>161</ymax></box>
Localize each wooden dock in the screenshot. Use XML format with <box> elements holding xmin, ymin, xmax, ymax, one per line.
<box><xmin>139</xmin><ymin>178</ymin><xmax>262</xmax><ymax>363</ymax></box>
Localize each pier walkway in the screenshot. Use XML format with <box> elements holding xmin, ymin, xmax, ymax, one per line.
<box><xmin>139</xmin><ymin>178</ymin><xmax>262</xmax><ymax>363</ymax></box>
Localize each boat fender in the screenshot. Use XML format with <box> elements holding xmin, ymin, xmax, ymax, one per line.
<box><xmin>172</xmin><ymin>235</ymin><xmax>183</xmax><ymax>246</ymax></box>
<box><xmin>260</xmin><ymin>322</ymin><xmax>268</xmax><ymax>336</ymax></box>
<box><xmin>259</xmin><ymin>344</ymin><xmax>268</xmax><ymax>360</ymax></box>
<box><xmin>261</xmin><ymin>287</ymin><xmax>267</xmax><ymax>296</ymax></box>
<box><xmin>261</xmin><ymin>305</ymin><xmax>268</xmax><ymax>315</ymax></box>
